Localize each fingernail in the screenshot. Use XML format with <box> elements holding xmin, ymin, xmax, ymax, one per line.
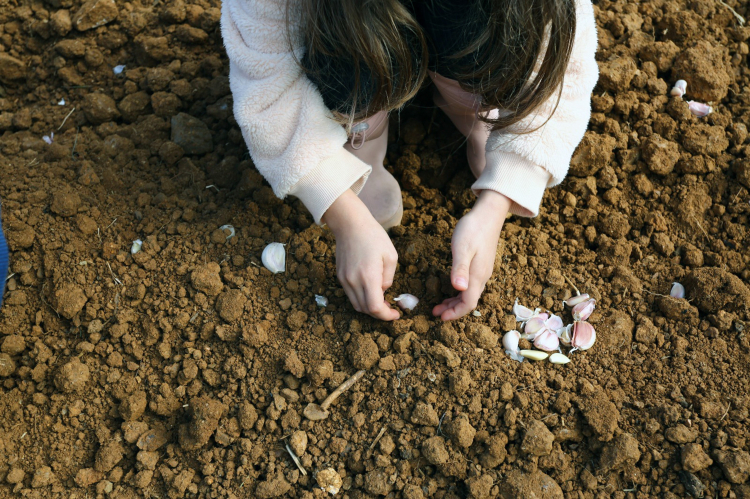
<box><xmin>455</xmin><ymin>277</ymin><xmax>468</xmax><ymax>288</ymax></box>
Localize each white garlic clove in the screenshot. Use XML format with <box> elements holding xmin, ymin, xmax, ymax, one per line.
<box><xmin>513</xmin><ymin>299</ymin><xmax>541</xmax><ymax>322</ymax></box>
<box><xmin>219</xmin><ymin>224</ymin><xmax>236</xmax><ymax>240</ymax></box>
<box><xmin>670</xmin><ymin>79</ymin><xmax>687</xmax><ymax>98</ymax></box>
<box><xmin>533</xmin><ymin>329</ymin><xmax>560</xmax><ymax>352</ymax></box>
<box><xmin>520</xmin><ymin>350</ymin><xmax>549</xmax><ymax>361</ymax></box>
<box><xmin>557</xmin><ymin>324</ymin><xmax>573</xmax><ymax>346</ymax></box>
<box><xmin>503</xmin><ymin>330</ymin><xmax>521</xmax><ymax>353</ymax></box>
<box><xmin>670</xmin><ymin>282</ymin><xmax>685</xmax><ymax>299</ymax></box>
<box><xmin>393</xmin><ymin>294</ymin><xmax>419</xmax><ymax>311</ymax></box>
<box><xmin>131</xmin><ymin>239</ymin><xmax>143</xmax><ymax>255</ymax></box>
<box><xmin>315</xmin><ymin>295</ymin><xmax>328</xmax><ymax>307</ymax></box>
<box><xmin>687</xmin><ymin>100</ymin><xmax>712</xmax><ymax>117</ymax></box>
<box><xmin>563</xmin><ymin>293</ymin><xmax>590</xmax><ymax>307</ymax></box>
<box><xmin>472</xmin><ymin>310</ymin><xmax>481</xmax><ymax>317</ymax></box>
<box><xmin>572</xmin><ymin>298</ymin><xmax>596</xmax><ymax>321</ymax></box>
<box><xmin>261</xmin><ymin>242</ymin><xmax>286</xmax><ymax>273</ymax></box>
<box><xmin>549</xmin><ymin>353</ymin><xmax>571</xmax><ymax>364</ymax></box>
<box><xmin>545</xmin><ymin>314</ymin><xmax>564</xmax><ymax>331</ymax></box>
<box><xmin>571</xmin><ymin>321</ymin><xmax>596</xmax><ymax>350</ymax></box>
<box><xmin>524</xmin><ymin>316</ymin><xmax>547</xmax><ymax>335</ymax></box>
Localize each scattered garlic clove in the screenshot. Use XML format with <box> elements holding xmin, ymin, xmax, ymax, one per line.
<box><xmin>503</xmin><ymin>330</ymin><xmax>521</xmax><ymax>352</ymax></box>
<box><xmin>670</xmin><ymin>79</ymin><xmax>687</xmax><ymax>98</ymax></box>
<box><xmin>524</xmin><ymin>316</ymin><xmax>547</xmax><ymax>335</ymax></box>
<box><xmin>687</xmin><ymin>100</ymin><xmax>712</xmax><ymax>117</ymax></box>
<box><xmin>513</xmin><ymin>299</ymin><xmax>541</xmax><ymax>323</ymax></box>
<box><xmin>563</xmin><ymin>293</ymin><xmax>590</xmax><ymax>307</ymax></box>
<box><xmin>545</xmin><ymin>314</ymin><xmax>564</xmax><ymax>331</ymax></box>
<box><xmin>520</xmin><ymin>350</ymin><xmax>549</xmax><ymax>361</ymax></box>
<box><xmin>549</xmin><ymin>353</ymin><xmax>571</xmax><ymax>364</ymax></box>
<box><xmin>393</xmin><ymin>294</ymin><xmax>419</xmax><ymax>311</ymax></box>
<box><xmin>42</xmin><ymin>132</ymin><xmax>54</xmax><ymax>145</ymax></box>
<box><xmin>262</xmin><ymin>242</ymin><xmax>286</xmax><ymax>273</ymax></box>
<box><xmin>670</xmin><ymin>282</ymin><xmax>685</xmax><ymax>299</ymax></box>
<box><xmin>219</xmin><ymin>224</ymin><xmax>235</xmax><ymax>240</ymax></box>
<box><xmin>558</xmin><ymin>324</ymin><xmax>573</xmax><ymax>346</ymax></box>
<box><xmin>533</xmin><ymin>329</ymin><xmax>560</xmax><ymax>352</ymax></box>
<box><xmin>113</xmin><ymin>64</ymin><xmax>126</xmax><ymax>75</ymax></box>
<box><xmin>571</xmin><ymin>321</ymin><xmax>596</xmax><ymax>350</ymax></box>
<box><xmin>131</xmin><ymin>239</ymin><xmax>143</xmax><ymax>255</ymax></box>
<box><xmin>315</xmin><ymin>295</ymin><xmax>328</xmax><ymax>307</ymax></box>
<box><xmin>572</xmin><ymin>298</ymin><xmax>596</xmax><ymax>321</ymax></box>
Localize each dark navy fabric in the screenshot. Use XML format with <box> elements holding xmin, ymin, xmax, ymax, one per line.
<box><xmin>0</xmin><ymin>204</ymin><xmax>7</xmax><ymax>309</ymax></box>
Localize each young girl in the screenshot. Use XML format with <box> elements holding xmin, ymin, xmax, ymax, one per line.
<box><xmin>221</xmin><ymin>0</ymin><xmax>599</xmax><ymax>322</ymax></box>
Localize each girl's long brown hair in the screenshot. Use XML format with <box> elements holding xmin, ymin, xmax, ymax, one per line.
<box><xmin>293</xmin><ymin>0</ymin><xmax>576</xmax><ymax>132</ymax></box>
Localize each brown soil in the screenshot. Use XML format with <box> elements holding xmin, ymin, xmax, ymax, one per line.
<box><xmin>1</xmin><ymin>0</ymin><xmax>750</xmax><ymax>497</ymax></box>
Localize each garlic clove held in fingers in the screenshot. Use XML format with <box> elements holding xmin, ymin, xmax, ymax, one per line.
<box><xmin>393</xmin><ymin>294</ymin><xmax>419</xmax><ymax>311</ymax></box>
<box><xmin>571</xmin><ymin>321</ymin><xmax>596</xmax><ymax>350</ymax></box>
<box><xmin>262</xmin><ymin>242</ymin><xmax>286</xmax><ymax>273</ymax></box>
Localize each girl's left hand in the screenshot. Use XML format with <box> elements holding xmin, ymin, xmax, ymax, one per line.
<box><xmin>433</xmin><ymin>190</ymin><xmax>512</xmax><ymax>321</ymax></box>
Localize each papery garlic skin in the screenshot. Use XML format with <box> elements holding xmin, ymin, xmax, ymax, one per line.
<box><xmin>131</xmin><ymin>239</ymin><xmax>143</xmax><ymax>255</ymax></box>
<box><xmin>219</xmin><ymin>224</ymin><xmax>236</xmax><ymax>240</ymax></box>
<box><xmin>513</xmin><ymin>299</ymin><xmax>541</xmax><ymax>323</ymax></box>
<box><xmin>670</xmin><ymin>282</ymin><xmax>685</xmax><ymax>299</ymax></box>
<box><xmin>572</xmin><ymin>298</ymin><xmax>596</xmax><ymax>321</ymax></box>
<box><xmin>558</xmin><ymin>324</ymin><xmax>573</xmax><ymax>346</ymax></box>
<box><xmin>533</xmin><ymin>329</ymin><xmax>560</xmax><ymax>352</ymax></box>
<box><xmin>315</xmin><ymin>295</ymin><xmax>328</xmax><ymax>307</ymax></box>
<box><xmin>394</xmin><ymin>294</ymin><xmax>419</xmax><ymax>311</ymax></box>
<box><xmin>261</xmin><ymin>242</ymin><xmax>286</xmax><ymax>273</ymax></box>
<box><xmin>563</xmin><ymin>293</ymin><xmax>590</xmax><ymax>307</ymax></box>
<box><xmin>670</xmin><ymin>79</ymin><xmax>687</xmax><ymax>97</ymax></box>
<box><xmin>687</xmin><ymin>101</ymin><xmax>712</xmax><ymax>117</ymax></box>
<box><xmin>571</xmin><ymin>321</ymin><xmax>596</xmax><ymax>350</ymax></box>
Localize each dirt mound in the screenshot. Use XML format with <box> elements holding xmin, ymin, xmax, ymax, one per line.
<box><xmin>1</xmin><ymin>0</ymin><xmax>750</xmax><ymax>497</ymax></box>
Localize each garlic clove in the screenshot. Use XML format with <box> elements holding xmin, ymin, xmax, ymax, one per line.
<box><xmin>219</xmin><ymin>224</ymin><xmax>236</xmax><ymax>240</ymax></box>
<box><xmin>670</xmin><ymin>79</ymin><xmax>687</xmax><ymax>98</ymax></box>
<box><xmin>557</xmin><ymin>324</ymin><xmax>573</xmax><ymax>346</ymax></box>
<box><xmin>670</xmin><ymin>282</ymin><xmax>685</xmax><ymax>299</ymax></box>
<box><xmin>545</xmin><ymin>314</ymin><xmax>564</xmax><ymax>331</ymax></box>
<box><xmin>533</xmin><ymin>329</ymin><xmax>560</xmax><ymax>352</ymax></box>
<box><xmin>131</xmin><ymin>239</ymin><xmax>143</xmax><ymax>255</ymax></box>
<box><xmin>549</xmin><ymin>353</ymin><xmax>571</xmax><ymax>364</ymax></box>
<box><xmin>520</xmin><ymin>350</ymin><xmax>549</xmax><ymax>361</ymax></box>
<box><xmin>571</xmin><ymin>321</ymin><xmax>596</xmax><ymax>350</ymax></box>
<box><xmin>563</xmin><ymin>293</ymin><xmax>590</xmax><ymax>307</ymax></box>
<box><xmin>315</xmin><ymin>295</ymin><xmax>328</xmax><ymax>307</ymax></box>
<box><xmin>393</xmin><ymin>294</ymin><xmax>419</xmax><ymax>311</ymax></box>
<box><xmin>261</xmin><ymin>242</ymin><xmax>286</xmax><ymax>274</ymax></box>
<box><xmin>503</xmin><ymin>330</ymin><xmax>521</xmax><ymax>353</ymax></box>
<box><xmin>513</xmin><ymin>299</ymin><xmax>541</xmax><ymax>322</ymax></box>
<box><xmin>572</xmin><ymin>298</ymin><xmax>596</xmax><ymax>321</ymax></box>
<box><xmin>524</xmin><ymin>316</ymin><xmax>547</xmax><ymax>335</ymax></box>
<box><xmin>687</xmin><ymin>100</ymin><xmax>712</xmax><ymax>117</ymax></box>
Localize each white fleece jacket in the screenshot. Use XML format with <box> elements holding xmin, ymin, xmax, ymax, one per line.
<box><xmin>221</xmin><ymin>0</ymin><xmax>599</xmax><ymax>223</ymax></box>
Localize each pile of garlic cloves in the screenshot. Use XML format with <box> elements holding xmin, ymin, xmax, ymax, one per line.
<box><xmin>503</xmin><ymin>289</ymin><xmax>597</xmax><ymax>364</ymax></box>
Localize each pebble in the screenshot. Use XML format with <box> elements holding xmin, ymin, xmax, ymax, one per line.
<box><xmin>73</xmin><ymin>0</ymin><xmax>119</xmax><ymax>31</ymax></box>
<box><xmin>289</xmin><ymin>430</ymin><xmax>307</xmax><ymax>456</ymax></box>
<box><xmin>316</xmin><ymin>468</ymin><xmax>343</xmax><ymax>495</ymax></box>
<box><xmin>83</xmin><ymin>93</ymin><xmax>120</xmax><ymax>125</ymax></box>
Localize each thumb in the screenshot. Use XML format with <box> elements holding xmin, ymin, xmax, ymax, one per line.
<box><xmin>451</xmin><ymin>249</ymin><xmax>472</xmax><ymax>291</ymax></box>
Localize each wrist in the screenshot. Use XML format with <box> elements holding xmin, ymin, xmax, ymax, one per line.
<box><xmin>474</xmin><ymin>189</ymin><xmax>512</xmax><ymax>221</ymax></box>
<box><xmin>322</xmin><ymin>189</ymin><xmax>371</xmax><ymax>234</ymax></box>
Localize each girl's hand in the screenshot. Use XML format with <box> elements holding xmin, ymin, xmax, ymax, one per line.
<box><xmin>433</xmin><ymin>190</ymin><xmax>511</xmax><ymax>321</ymax></box>
<box><xmin>324</xmin><ymin>190</ymin><xmax>401</xmax><ymax>321</ymax></box>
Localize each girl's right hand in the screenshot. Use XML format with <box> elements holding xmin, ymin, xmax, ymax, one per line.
<box><xmin>323</xmin><ymin>190</ymin><xmax>401</xmax><ymax>321</ymax></box>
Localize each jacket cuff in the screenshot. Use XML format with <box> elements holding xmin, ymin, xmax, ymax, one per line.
<box><xmin>472</xmin><ymin>150</ymin><xmax>551</xmax><ymax>217</ymax></box>
<box><xmin>288</xmin><ymin>148</ymin><xmax>372</xmax><ymax>225</ymax></box>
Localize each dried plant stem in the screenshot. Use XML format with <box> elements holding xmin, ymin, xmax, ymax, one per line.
<box><xmin>284</xmin><ymin>442</ymin><xmax>307</xmax><ymax>476</ymax></box>
<box><xmin>321</xmin><ymin>370</ymin><xmax>365</xmax><ymax>410</ymax></box>
<box><xmin>368</xmin><ymin>427</ymin><xmax>387</xmax><ymax>451</ymax></box>
<box><xmin>561</xmin><ymin>273</ymin><xmax>581</xmax><ymax>295</ymax></box>
<box><xmin>57</xmin><ymin>107</ymin><xmax>76</xmax><ymax>131</ymax></box>
<box><xmin>718</xmin><ymin>0</ymin><xmax>746</xmax><ymax>25</ymax></box>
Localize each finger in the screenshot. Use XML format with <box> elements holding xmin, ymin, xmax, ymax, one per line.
<box><xmin>432</xmin><ymin>296</ymin><xmax>462</xmax><ymax>317</ymax></box>
<box><xmin>341</xmin><ymin>281</ymin><xmax>363</xmax><ymax>313</ymax></box>
<box><xmin>365</xmin><ymin>282</ymin><xmax>400</xmax><ymax>321</ymax></box>
<box><xmin>441</xmin><ymin>280</ymin><xmax>484</xmax><ymax>321</ymax></box>
<box><xmin>451</xmin><ymin>245</ymin><xmax>473</xmax><ymax>291</ymax></box>
<box><xmin>382</xmin><ymin>250</ymin><xmax>398</xmax><ymax>291</ymax></box>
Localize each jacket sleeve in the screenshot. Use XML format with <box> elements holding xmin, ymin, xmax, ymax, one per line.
<box><xmin>221</xmin><ymin>0</ymin><xmax>371</xmax><ymax>224</ymax></box>
<box><xmin>472</xmin><ymin>0</ymin><xmax>600</xmax><ymax>217</ymax></box>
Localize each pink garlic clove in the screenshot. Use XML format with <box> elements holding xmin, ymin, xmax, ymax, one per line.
<box><xmin>670</xmin><ymin>282</ymin><xmax>685</xmax><ymax>299</ymax></box>
<box><xmin>545</xmin><ymin>314</ymin><xmax>564</xmax><ymax>331</ymax></box>
<box><xmin>533</xmin><ymin>329</ymin><xmax>560</xmax><ymax>352</ymax></box>
<box><xmin>563</xmin><ymin>293</ymin><xmax>590</xmax><ymax>307</ymax></box>
<box><xmin>524</xmin><ymin>316</ymin><xmax>547</xmax><ymax>335</ymax></box>
<box><xmin>558</xmin><ymin>324</ymin><xmax>573</xmax><ymax>346</ymax></box>
<box><xmin>393</xmin><ymin>294</ymin><xmax>419</xmax><ymax>311</ymax></box>
<box><xmin>571</xmin><ymin>321</ymin><xmax>596</xmax><ymax>350</ymax></box>
<box><xmin>513</xmin><ymin>299</ymin><xmax>540</xmax><ymax>323</ymax></box>
<box><xmin>572</xmin><ymin>298</ymin><xmax>596</xmax><ymax>321</ymax></box>
<box><xmin>670</xmin><ymin>79</ymin><xmax>687</xmax><ymax>98</ymax></box>
<box><xmin>687</xmin><ymin>100</ymin><xmax>712</xmax><ymax>117</ymax></box>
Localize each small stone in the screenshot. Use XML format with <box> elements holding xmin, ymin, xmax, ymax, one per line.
<box><xmin>73</xmin><ymin>0</ymin><xmax>118</xmax><ymax>31</ymax></box>
<box><xmin>83</xmin><ymin>93</ymin><xmax>120</xmax><ymax>125</ymax></box>
<box><xmin>422</xmin><ymin>436</ymin><xmax>449</xmax><ymax>465</ymax></box>
<box><xmin>171</xmin><ymin>113</ymin><xmax>213</xmax><ymax>155</ymax></box>
<box><xmin>289</xmin><ymin>430</ymin><xmax>307</xmax><ymax>456</ymax></box>
<box><xmin>316</xmin><ymin>468</ymin><xmax>343</xmax><ymax>495</ymax></box>
<box><xmin>681</xmin><ymin>443</ymin><xmax>713</xmax><ymax>473</ymax></box>
<box><xmin>521</xmin><ymin>420</ymin><xmax>555</xmax><ymax>457</ymax></box>
<box><xmin>364</xmin><ymin>470</ymin><xmax>393</xmax><ymax>496</ymax></box>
